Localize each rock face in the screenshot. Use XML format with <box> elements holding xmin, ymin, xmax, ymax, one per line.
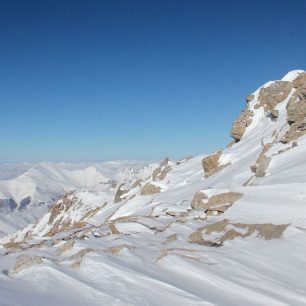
<box><xmin>140</xmin><ymin>183</ymin><xmax>161</xmax><ymax>195</ymax></box>
<box><xmin>191</xmin><ymin>191</ymin><xmax>243</xmax><ymax>213</ymax></box>
<box><xmin>202</xmin><ymin>151</ymin><xmax>223</xmax><ymax>177</ymax></box>
<box><xmin>152</xmin><ymin>158</ymin><xmax>171</xmax><ymax>181</ymax></box>
<box><xmin>189</xmin><ymin>220</ymin><xmax>289</xmax><ymax>247</ymax></box>
<box><xmin>281</xmin><ymin>76</ymin><xmax>306</xmax><ymax>143</ymax></box>
<box><xmin>12</xmin><ymin>254</ymin><xmax>43</xmax><ymax>274</ymax></box>
<box><xmin>257</xmin><ymin>81</ymin><xmax>292</xmax><ymax>112</ymax></box>
<box><xmin>251</xmin><ymin>143</ymin><xmax>272</xmax><ymax>177</ymax></box>
<box><xmin>231</xmin><ymin>109</ymin><xmax>254</xmax><ymax>141</ymax></box>
<box><xmin>190</xmin><ymin>191</ymin><xmax>208</xmax><ymax>209</ymax></box>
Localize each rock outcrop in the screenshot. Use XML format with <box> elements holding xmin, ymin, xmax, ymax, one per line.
<box><xmin>140</xmin><ymin>183</ymin><xmax>161</xmax><ymax>195</ymax></box>
<box><xmin>152</xmin><ymin>158</ymin><xmax>171</xmax><ymax>181</ymax></box>
<box><xmin>189</xmin><ymin>220</ymin><xmax>289</xmax><ymax>246</ymax></box>
<box><xmin>251</xmin><ymin>143</ymin><xmax>272</xmax><ymax>177</ymax></box>
<box><xmin>12</xmin><ymin>254</ymin><xmax>43</xmax><ymax>274</ymax></box>
<box><xmin>257</xmin><ymin>81</ymin><xmax>292</xmax><ymax>112</ymax></box>
<box><xmin>190</xmin><ymin>191</ymin><xmax>208</xmax><ymax>209</ymax></box>
<box><xmin>231</xmin><ymin>109</ymin><xmax>254</xmax><ymax>141</ymax></box>
<box><xmin>202</xmin><ymin>151</ymin><xmax>223</xmax><ymax>177</ymax></box>
<box><xmin>191</xmin><ymin>191</ymin><xmax>243</xmax><ymax>213</ymax></box>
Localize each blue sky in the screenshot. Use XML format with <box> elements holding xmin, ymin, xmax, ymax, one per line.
<box><xmin>1</xmin><ymin>0</ymin><xmax>306</xmax><ymax>162</ymax></box>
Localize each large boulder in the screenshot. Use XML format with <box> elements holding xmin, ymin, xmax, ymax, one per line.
<box><xmin>190</xmin><ymin>191</ymin><xmax>208</xmax><ymax>209</ymax></box>
<box><xmin>202</xmin><ymin>151</ymin><xmax>228</xmax><ymax>177</ymax></box>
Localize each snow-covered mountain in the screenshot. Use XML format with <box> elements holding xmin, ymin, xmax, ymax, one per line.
<box><xmin>0</xmin><ymin>161</ymin><xmax>157</xmax><ymax>234</ymax></box>
<box><xmin>1</xmin><ymin>70</ymin><xmax>306</xmax><ymax>305</ymax></box>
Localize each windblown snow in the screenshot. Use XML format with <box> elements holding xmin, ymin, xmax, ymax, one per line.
<box><xmin>1</xmin><ymin>70</ymin><xmax>306</xmax><ymax>306</ymax></box>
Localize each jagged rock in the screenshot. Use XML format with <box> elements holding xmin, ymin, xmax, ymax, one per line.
<box><xmin>203</xmin><ymin>192</ymin><xmax>243</xmax><ymax>213</ymax></box>
<box><xmin>268</xmin><ymin>109</ymin><xmax>279</xmax><ymax>121</ymax></box>
<box><xmin>251</xmin><ymin>144</ymin><xmax>272</xmax><ymax>177</ymax></box>
<box><xmin>114</xmin><ymin>184</ymin><xmax>130</xmax><ymax>203</ymax></box>
<box><xmin>56</xmin><ymin>239</ymin><xmax>75</xmax><ymax>256</ymax></box>
<box><xmin>12</xmin><ymin>255</ymin><xmax>43</xmax><ymax>274</ymax></box>
<box><xmin>246</xmin><ymin>94</ymin><xmax>254</xmax><ymax>103</ymax></box>
<box><xmin>152</xmin><ymin>158</ymin><xmax>171</xmax><ymax>181</ymax></box>
<box><xmin>281</xmin><ymin>121</ymin><xmax>306</xmax><ymax>144</ymax></box>
<box><xmin>189</xmin><ymin>219</ymin><xmax>289</xmax><ymax>246</ymax></box>
<box><xmin>230</xmin><ymin>109</ymin><xmax>254</xmax><ymax>141</ymax></box>
<box><xmin>202</xmin><ymin>151</ymin><xmax>228</xmax><ymax>177</ymax></box>
<box><xmin>257</xmin><ymin>81</ymin><xmax>292</xmax><ymax>112</ymax></box>
<box><xmin>286</xmin><ymin>89</ymin><xmax>306</xmax><ymax>125</ymax></box>
<box><xmin>190</xmin><ymin>191</ymin><xmax>208</xmax><ymax>209</ymax></box>
<box><xmin>292</xmin><ymin>72</ymin><xmax>306</xmax><ymax>88</ymax></box>
<box><xmin>140</xmin><ymin>183</ymin><xmax>161</xmax><ymax>195</ymax></box>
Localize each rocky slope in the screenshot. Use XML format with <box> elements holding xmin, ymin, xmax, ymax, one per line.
<box><xmin>1</xmin><ymin>70</ymin><xmax>306</xmax><ymax>306</ymax></box>
<box><xmin>0</xmin><ymin>161</ymin><xmax>157</xmax><ymax>234</ymax></box>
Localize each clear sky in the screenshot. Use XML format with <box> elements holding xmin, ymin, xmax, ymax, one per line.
<box><xmin>1</xmin><ymin>0</ymin><xmax>306</xmax><ymax>162</ymax></box>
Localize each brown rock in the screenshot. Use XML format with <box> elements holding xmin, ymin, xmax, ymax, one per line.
<box><xmin>56</xmin><ymin>239</ymin><xmax>75</xmax><ymax>256</ymax></box>
<box><xmin>140</xmin><ymin>183</ymin><xmax>161</xmax><ymax>195</ymax></box>
<box><xmin>204</xmin><ymin>192</ymin><xmax>243</xmax><ymax>213</ymax></box>
<box><xmin>257</xmin><ymin>81</ymin><xmax>292</xmax><ymax>112</ymax></box>
<box><xmin>231</xmin><ymin>109</ymin><xmax>254</xmax><ymax>141</ymax></box>
<box><xmin>251</xmin><ymin>143</ymin><xmax>272</xmax><ymax>177</ymax></box>
<box><xmin>12</xmin><ymin>255</ymin><xmax>43</xmax><ymax>274</ymax></box>
<box><xmin>292</xmin><ymin>72</ymin><xmax>306</xmax><ymax>88</ymax></box>
<box><xmin>190</xmin><ymin>191</ymin><xmax>208</xmax><ymax>209</ymax></box>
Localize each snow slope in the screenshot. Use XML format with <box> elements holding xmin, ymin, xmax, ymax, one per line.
<box><xmin>0</xmin><ymin>70</ymin><xmax>306</xmax><ymax>305</ymax></box>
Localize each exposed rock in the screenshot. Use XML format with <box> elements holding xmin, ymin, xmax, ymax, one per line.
<box><xmin>189</xmin><ymin>220</ymin><xmax>289</xmax><ymax>246</ymax></box>
<box><xmin>203</xmin><ymin>192</ymin><xmax>243</xmax><ymax>213</ymax></box>
<box><xmin>292</xmin><ymin>72</ymin><xmax>306</xmax><ymax>88</ymax></box>
<box><xmin>140</xmin><ymin>183</ymin><xmax>161</xmax><ymax>195</ymax></box>
<box><xmin>56</xmin><ymin>239</ymin><xmax>75</xmax><ymax>256</ymax></box>
<box><xmin>281</xmin><ymin>121</ymin><xmax>306</xmax><ymax>144</ymax></box>
<box><xmin>3</xmin><ymin>241</ymin><xmax>24</xmax><ymax>250</ymax></box>
<box><xmin>286</xmin><ymin>88</ymin><xmax>306</xmax><ymax>124</ymax></box>
<box><xmin>81</xmin><ymin>207</ymin><xmax>100</xmax><ymax>221</ymax></box>
<box><xmin>231</xmin><ymin>109</ymin><xmax>254</xmax><ymax>141</ymax></box>
<box><xmin>202</xmin><ymin>151</ymin><xmax>228</xmax><ymax>177</ymax></box>
<box><xmin>251</xmin><ymin>143</ymin><xmax>272</xmax><ymax>177</ymax></box>
<box><xmin>152</xmin><ymin>158</ymin><xmax>171</xmax><ymax>181</ymax></box>
<box><xmin>190</xmin><ymin>191</ymin><xmax>208</xmax><ymax>209</ymax></box>
<box><xmin>257</xmin><ymin>81</ymin><xmax>292</xmax><ymax>112</ymax></box>
<box><xmin>70</xmin><ymin>248</ymin><xmax>93</xmax><ymax>268</ymax></box>
<box><xmin>246</xmin><ymin>94</ymin><xmax>254</xmax><ymax>103</ymax></box>
<box><xmin>12</xmin><ymin>255</ymin><xmax>43</xmax><ymax>274</ymax></box>
<box><xmin>105</xmin><ymin>244</ymin><xmax>135</xmax><ymax>254</ymax></box>
<box><xmin>268</xmin><ymin>109</ymin><xmax>279</xmax><ymax>121</ymax></box>
<box><xmin>114</xmin><ymin>184</ymin><xmax>130</xmax><ymax>203</ymax></box>
<box><xmin>165</xmin><ymin>234</ymin><xmax>177</xmax><ymax>242</ymax></box>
